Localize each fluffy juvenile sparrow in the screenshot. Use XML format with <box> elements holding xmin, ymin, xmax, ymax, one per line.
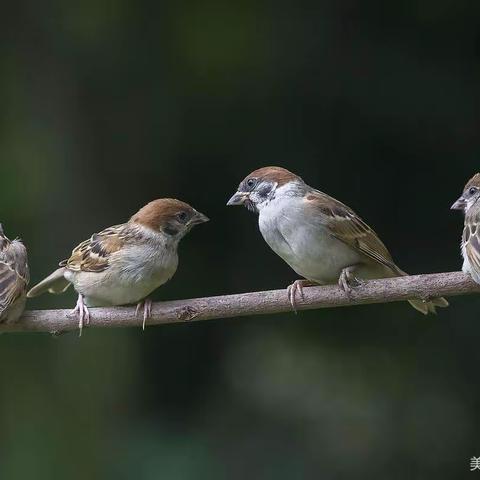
<box><xmin>228</xmin><ymin>166</ymin><xmax>448</xmax><ymax>314</ymax></box>
<box><xmin>451</xmin><ymin>173</ymin><xmax>480</xmax><ymax>283</ymax></box>
<box><xmin>28</xmin><ymin>199</ymin><xmax>209</xmax><ymax>333</ymax></box>
<box><xmin>0</xmin><ymin>224</ymin><xmax>29</xmax><ymax>324</ymax></box>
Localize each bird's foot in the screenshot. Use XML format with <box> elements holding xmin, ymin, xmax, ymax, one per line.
<box><xmin>338</xmin><ymin>266</ymin><xmax>362</xmax><ymax>294</ymax></box>
<box><xmin>136</xmin><ymin>298</ymin><xmax>153</xmax><ymax>330</ymax></box>
<box><xmin>286</xmin><ymin>279</ymin><xmax>316</xmax><ymax>313</ymax></box>
<box><xmin>69</xmin><ymin>294</ymin><xmax>90</xmax><ymax>337</ymax></box>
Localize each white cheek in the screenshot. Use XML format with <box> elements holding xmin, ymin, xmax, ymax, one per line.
<box><xmin>252</xmin><ymin>184</ymin><xmax>278</xmax><ymax>211</ymax></box>
<box><xmin>249</xmin><ymin>193</ymin><xmax>267</xmax><ymax>211</ymax></box>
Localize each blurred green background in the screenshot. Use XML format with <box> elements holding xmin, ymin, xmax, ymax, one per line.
<box><xmin>1</xmin><ymin>0</ymin><xmax>480</xmax><ymax>478</ymax></box>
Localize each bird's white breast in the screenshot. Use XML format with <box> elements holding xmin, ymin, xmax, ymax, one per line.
<box><xmin>65</xmin><ymin>242</ymin><xmax>179</xmax><ymax>307</ymax></box>
<box><xmin>258</xmin><ymin>194</ymin><xmax>361</xmax><ymax>284</ymax></box>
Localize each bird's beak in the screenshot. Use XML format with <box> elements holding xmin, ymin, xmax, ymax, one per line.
<box><xmin>451</xmin><ymin>197</ymin><xmax>466</xmax><ymax>211</ymax></box>
<box><xmin>227</xmin><ymin>191</ymin><xmax>249</xmax><ymax>206</ymax></box>
<box><xmin>190</xmin><ymin>211</ymin><xmax>210</xmax><ymax>225</ymax></box>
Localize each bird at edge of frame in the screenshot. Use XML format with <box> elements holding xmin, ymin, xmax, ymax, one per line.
<box><xmin>0</xmin><ymin>224</ymin><xmax>29</xmax><ymax>324</ymax></box>
<box><xmin>227</xmin><ymin>166</ymin><xmax>448</xmax><ymax>314</ymax></box>
<box><xmin>451</xmin><ymin>172</ymin><xmax>480</xmax><ymax>284</ymax></box>
<box><xmin>27</xmin><ymin>199</ymin><xmax>209</xmax><ymax>335</ymax></box>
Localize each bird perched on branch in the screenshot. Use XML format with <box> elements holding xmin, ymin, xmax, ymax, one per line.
<box><xmin>451</xmin><ymin>173</ymin><xmax>480</xmax><ymax>284</ymax></box>
<box><xmin>0</xmin><ymin>224</ymin><xmax>29</xmax><ymax>324</ymax></box>
<box><xmin>28</xmin><ymin>199</ymin><xmax>209</xmax><ymax>334</ymax></box>
<box><xmin>227</xmin><ymin>166</ymin><xmax>448</xmax><ymax>314</ymax></box>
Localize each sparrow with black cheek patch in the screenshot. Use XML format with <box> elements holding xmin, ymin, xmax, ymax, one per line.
<box><xmin>28</xmin><ymin>199</ymin><xmax>209</xmax><ymax>334</ymax></box>
<box><xmin>228</xmin><ymin>166</ymin><xmax>448</xmax><ymax>314</ymax></box>
<box><xmin>0</xmin><ymin>224</ymin><xmax>29</xmax><ymax>324</ymax></box>
<box><xmin>451</xmin><ymin>173</ymin><xmax>480</xmax><ymax>284</ymax></box>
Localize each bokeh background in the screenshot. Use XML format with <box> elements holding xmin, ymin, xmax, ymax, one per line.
<box><xmin>1</xmin><ymin>1</ymin><xmax>480</xmax><ymax>478</ymax></box>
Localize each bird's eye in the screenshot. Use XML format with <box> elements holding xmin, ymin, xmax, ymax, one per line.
<box><xmin>469</xmin><ymin>187</ymin><xmax>478</xmax><ymax>196</ymax></box>
<box><xmin>176</xmin><ymin>211</ymin><xmax>188</xmax><ymax>222</ymax></box>
<box><xmin>246</xmin><ymin>178</ymin><xmax>256</xmax><ymax>189</ymax></box>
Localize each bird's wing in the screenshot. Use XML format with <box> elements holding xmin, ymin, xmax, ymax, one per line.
<box><xmin>304</xmin><ymin>190</ymin><xmax>401</xmax><ymax>273</ymax></box>
<box><xmin>61</xmin><ymin>224</ymin><xmax>128</xmax><ymax>273</ymax></box>
<box><xmin>463</xmin><ymin>210</ymin><xmax>480</xmax><ymax>275</ymax></box>
<box><xmin>0</xmin><ymin>236</ymin><xmax>29</xmax><ymax>316</ymax></box>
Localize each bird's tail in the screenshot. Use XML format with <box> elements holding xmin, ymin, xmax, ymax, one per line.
<box><xmin>393</xmin><ymin>267</ymin><xmax>449</xmax><ymax>315</ymax></box>
<box><xmin>27</xmin><ymin>267</ymin><xmax>71</xmax><ymax>298</ymax></box>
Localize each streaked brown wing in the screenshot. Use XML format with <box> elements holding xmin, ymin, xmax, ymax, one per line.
<box><xmin>61</xmin><ymin>224</ymin><xmax>127</xmax><ymax>273</ymax></box>
<box><xmin>0</xmin><ymin>240</ymin><xmax>28</xmax><ymax>316</ymax></box>
<box><xmin>463</xmin><ymin>213</ymin><xmax>480</xmax><ymax>274</ymax></box>
<box><xmin>304</xmin><ymin>190</ymin><xmax>400</xmax><ymax>273</ymax></box>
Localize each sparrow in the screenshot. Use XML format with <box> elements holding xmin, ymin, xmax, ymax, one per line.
<box><xmin>451</xmin><ymin>173</ymin><xmax>480</xmax><ymax>284</ymax></box>
<box><xmin>227</xmin><ymin>166</ymin><xmax>448</xmax><ymax>314</ymax></box>
<box><xmin>0</xmin><ymin>224</ymin><xmax>29</xmax><ymax>324</ymax></box>
<box><xmin>27</xmin><ymin>199</ymin><xmax>209</xmax><ymax>333</ymax></box>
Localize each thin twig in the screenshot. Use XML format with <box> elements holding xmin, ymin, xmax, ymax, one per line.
<box><xmin>1</xmin><ymin>272</ymin><xmax>478</xmax><ymax>334</ymax></box>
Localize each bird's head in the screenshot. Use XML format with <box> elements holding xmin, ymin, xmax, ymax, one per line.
<box><xmin>227</xmin><ymin>166</ymin><xmax>303</xmax><ymax>213</ymax></box>
<box><xmin>451</xmin><ymin>173</ymin><xmax>480</xmax><ymax>213</ymax></box>
<box><xmin>130</xmin><ymin>198</ymin><xmax>209</xmax><ymax>241</ymax></box>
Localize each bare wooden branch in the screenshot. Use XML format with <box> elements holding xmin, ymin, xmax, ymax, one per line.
<box><xmin>1</xmin><ymin>272</ymin><xmax>479</xmax><ymax>334</ymax></box>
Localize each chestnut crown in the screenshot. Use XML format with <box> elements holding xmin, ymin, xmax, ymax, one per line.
<box><xmin>130</xmin><ymin>198</ymin><xmax>209</xmax><ymax>236</ymax></box>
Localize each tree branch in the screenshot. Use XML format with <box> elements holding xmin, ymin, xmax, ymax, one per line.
<box><xmin>2</xmin><ymin>272</ymin><xmax>478</xmax><ymax>334</ymax></box>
